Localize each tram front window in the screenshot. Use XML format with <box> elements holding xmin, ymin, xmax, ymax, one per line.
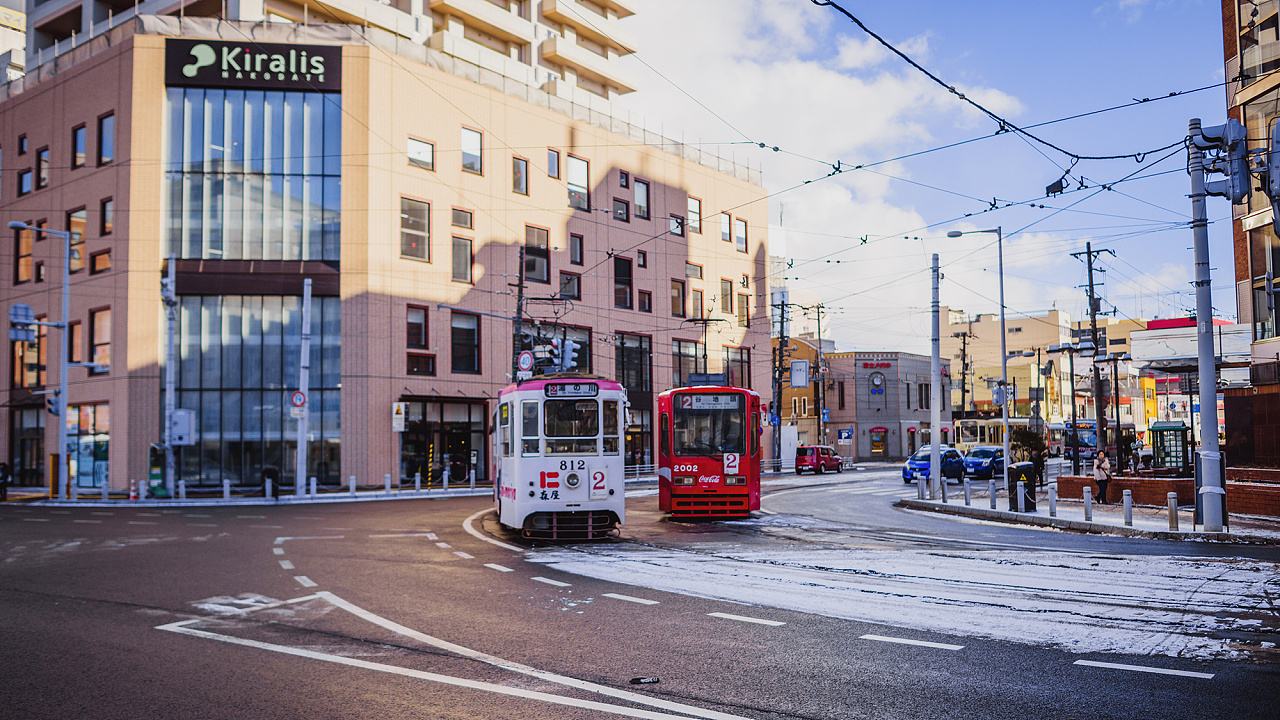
<box><xmin>673</xmin><ymin>394</ymin><xmax>744</xmax><ymax>457</ymax></box>
<box><xmin>544</xmin><ymin>399</ymin><xmax>599</xmax><ymax>455</ymax></box>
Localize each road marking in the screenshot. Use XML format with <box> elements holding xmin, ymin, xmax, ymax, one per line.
<box><xmin>860</xmin><ymin>634</ymin><xmax>964</xmax><ymax>651</ymax></box>
<box><xmin>462</xmin><ymin>508</ymin><xmax>525</xmax><ymax>553</ymax></box>
<box><xmin>484</xmin><ymin>563</ymin><xmax>514</xmax><ymax>573</ymax></box>
<box><xmin>425</xmin><ymin>532</ymin><xmax>439</xmax><ymax>540</ymax></box>
<box><xmin>279</xmin><ymin>560</ymin><xmax>295</xmax><ymax>570</ymax></box>
<box><xmin>532</xmin><ymin>576</ymin><xmax>571</xmax><ymax>588</ymax></box>
<box><xmin>90</xmin><ymin>511</ymin><xmax>113</xmax><ymax>516</ymax></box>
<box><xmin>435</xmin><ymin>542</ymin><xmax>452</xmax><ymax>549</ymax></box>
<box><xmin>603</xmin><ymin>593</ymin><xmax>660</xmax><ymax>606</ymax></box>
<box><xmin>453</xmin><ymin>551</ymin><xmax>475</xmax><ymax>560</ymax></box>
<box><xmin>274</xmin><ymin>535</ymin><xmax>344</xmax><ymax>545</ymax></box>
<box><xmin>250</xmin><ymin>524</ymin><xmax>284</xmax><ymax>529</ymax></box>
<box><xmin>1072</xmin><ymin>660</ymin><xmax>1215</xmax><ymax>679</ymax></box>
<box><xmin>22</xmin><ymin>518</ymin><xmax>50</xmax><ymax>522</ymax></box>
<box><xmin>137</xmin><ymin>512</ymin><xmax>161</xmax><ymax>517</ymax></box>
<box><xmin>707</xmin><ymin>612</ymin><xmax>786</xmax><ymax>627</ymax></box>
<box><xmin>72</xmin><ymin>519</ymin><xmax>102</xmax><ymax>524</ymax></box>
<box><xmin>156</xmin><ymin>617</ymin><xmax>751</xmax><ymax>720</ymax></box>
<box><xmin>187</xmin><ymin>523</ymin><xmax>218</xmax><ymax>527</ymax></box>
<box><xmin>294</xmin><ymin>575</ymin><xmax>318</xmax><ymax>588</ymax></box>
<box><xmin>370</xmin><ymin>532</ymin><xmax>434</xmax><ymax>539</ymax></box>
<box><xmin>50</xmin><ymin>510</ymin><xmax>70</xmax><ymax>515</ymax></box>
<box><xmin>273</xmin><ymin>548</ymin><xmax>285</xmax><ymax>556</ymax></box>
<box><xmin>237</xmin><ymin>515</ymin><xmax>267</xmax><ymax>519</ymax></box>
<box><xmin>127</xmin><ymin>521</ymin><xmax>158</xmax><ymax>526</ymax></box>
<box><xmin>184</xmin><ymin>514</ymin><xmax>211</xmax><ymax>518</ymax></box>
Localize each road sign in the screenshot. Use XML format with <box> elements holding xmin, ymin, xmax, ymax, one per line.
<box><xmin>516</xmin><ymin>369</ymin><xmax>533</xmax><ymax>381</ymax></box>
<box><xmin>290</xmin><ymin>390</ymin><xmax>307</xmax><ymax>408</ymax></box>
<box><xmin>790</xmin><ymin>360</ymin><xmax>810</xmax><ymax>388</ymax></box>
<box><xmin>289</xmin><ymin>407</ymin><xmax>306</xmax><ymax>419</ymax></box>
<box><xmin>391</xmin><ymin>402</ymin><xmax>407</xmax><ymax>432</ymax></box>
<box><xmin>170</xmin><ymin>409</ymin><xmax>196</xmax><ymax>446</ymax></box>
<box><xmin>517</xmin><ymin>350</ymin><xmax>534</xmax><ymax>372</ymax></box>
<box><xmin>837</xmin><ymin>428</ymin><xmax>853</xmax><ymax>445</ymax></box>
<box><xmin>769</xmin><ymin>412</ymin><xmax>780</xmax><ymax>427</ymax></box>
<box><xmin>821</xmin><ymin>408</ymin><xmax>830</xmax><ymax>423</ymax></box>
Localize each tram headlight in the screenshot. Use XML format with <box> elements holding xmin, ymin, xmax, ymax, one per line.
<box><xmin>674</xmin><ymin>476</ymin><xmax>696</xmax><ymax>486</ymax></box>
<box><xmin>565</xmin><ymin>472</ymin><xmax>581</xmax><ymax>488</ymax></box>
<box><xmin>725</xmin><ymin>475</ymin><xmax>747</xmax><ymax>485</ymax></box>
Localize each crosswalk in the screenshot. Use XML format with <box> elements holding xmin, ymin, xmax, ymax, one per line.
<box><xmin>825</xmin><ymin>484</ymin><xmax>919</xmax><ymax>498</ymax></box>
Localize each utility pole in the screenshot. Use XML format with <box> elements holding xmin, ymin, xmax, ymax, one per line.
<box><xmin>929</xmin><ymin>254</ymin><xmax>942</xmax><ymax>500</ymax></box>
<box><xmin>953</xmin><ymin>327</ymin><xmax>972</xmax><ymax>414</ymax></box>
<box><xmin>814</xmin><ymin>304</ymin><xmax>826</xmax><ymax>445</ymax></box>
<box><xmin>162</xmin><ymin>257</ymin><xmax>177</xmax><ymax>497</ymax></box>
<box><xmin>293</xmin><ymin>279</ymin><xmax>312</xmax><ymax>496</ymax></box>
<box><xmin>1071</xmin><ymin>242</ymin><xmax>1114</xmax><ymax>462</ymax></box>
<box><xmin>771</xmin><ymin>300</ymin><xmax>792</xmax><ymax>469</ymax></box>
<box><xmin>510</xmin><ymin>245</ymin><xmax>527</xmax><ymax>379</ymax></box>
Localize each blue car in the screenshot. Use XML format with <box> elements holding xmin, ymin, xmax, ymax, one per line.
<box><xmin>902</xmin><ymin>445</ymin><xmax>965</xmax><ymax>483</ymax></box>
<box><xmin>963</xmin><ymin>445</ymin><xmax>1005</xmax><ymax>479</ymax></box>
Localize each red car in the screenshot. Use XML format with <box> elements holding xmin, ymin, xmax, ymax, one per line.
<box><xmin>796</xmin><ymin>445</ymin><xmax>843</xmax><ymax>474</ymax></box>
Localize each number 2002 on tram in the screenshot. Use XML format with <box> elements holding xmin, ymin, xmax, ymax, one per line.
<box><xmin>492</xmin><ymin>378</ymin><xmax>628</xmax><ymax>540</ymax></box>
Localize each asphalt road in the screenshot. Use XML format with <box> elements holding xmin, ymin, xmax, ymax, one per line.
<box><xmin>1</xmin><ymin>468</ymin><xmax>1277</xmax><ymax>720</ymax></box>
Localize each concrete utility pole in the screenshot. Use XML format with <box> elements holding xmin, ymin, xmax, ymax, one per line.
<box><xmin>1187</xmin><ymin>117</ymin><xmax>1225</xmax><ymax>532</ymax></box>
<box><xmin>929</xmin><ymin>254</ymin><xmax>942</xmax><ymax>500</ymax></box>
<box><xmin>293</xmin><ymin>278</ymin><xmax>312</xmax><ymax>496</ymax></box>
<box><xmin>511</xmin><ymin>245</ymin><xmax>527</xmax><ymax>380</ymax></box>
<box><xmin>952</xmin><ymin>325</ymin><xmax>973</xmax><ymax>414</ymax></box>
<box><xmin>1071</xmin><ymin>242</ymin><xmax>1114</xmax><ymax>461</ymax></box>
<box><xmin>771</xmin><ymin>300</ymin><xmax>791</xmax><ymax>469</ymax></box>
<box><xmin>814</xmin><ymin>304</ymin><xmax>826</xmax><ymax>445</ymax></box>
<box><xmin>162</xmin><ymin>258</ymin><xmax>177</xmax><ymax>497</ymax></box>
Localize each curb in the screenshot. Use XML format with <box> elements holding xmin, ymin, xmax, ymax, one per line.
<box><xmin>32</xmin><ymin>487</ymin><xmax>494</xmax><ymax>508</ymax></box>
<box><xmin>894</xmin><ymin>498</ymin><xmax>1280</xmax><ymax>545</ymax></box>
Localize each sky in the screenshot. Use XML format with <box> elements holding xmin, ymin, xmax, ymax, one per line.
<box><xmin>614</xmin><ymin>0</ymin><xmax>1234</xmax><ymax>353</ymax></box>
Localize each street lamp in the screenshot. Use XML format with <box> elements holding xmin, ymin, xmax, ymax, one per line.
<box><xmin>1048</xmin><ymin>340</ymin><xmax>1095</xmax><ymax>475</ymax></box>
<box><xmin>948</xmin><ymin>227</ymin><xmax>1008</xmax><ymax>489</ymax></box>
<box><xmin>1100</xmin><ymin>352</ymin><xmax>1133</xmax><ymax>470</ymax></box>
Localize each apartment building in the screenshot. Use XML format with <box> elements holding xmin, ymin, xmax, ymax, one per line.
<box><xmin>0</xmin><ymin>14</ymin><xmax>768</xmax><ymax>491</ymax></box>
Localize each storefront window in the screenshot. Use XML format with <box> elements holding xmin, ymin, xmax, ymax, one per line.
<box><xmin>399</xmin><ymin>400</ymin><xmax>488</xmax><ymax>485</ymax></box>
<box><xmin>67</xmin><ymin>403</ymin><xmax>109</xmax><ymax>488</ymax></box>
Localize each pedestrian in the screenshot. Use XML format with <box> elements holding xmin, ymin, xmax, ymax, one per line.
<box><xmin>1093</xmin><ymin>453</ymin><xmax>1112</xmax><ymax>504</ymax></box>
<box><xmin>0</xmin><ymin>461</ymin><xmax>11</xmax><ymax>502</ymax></box>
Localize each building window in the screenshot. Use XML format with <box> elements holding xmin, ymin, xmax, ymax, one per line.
<box><xmin>10</xmin><ymin>318</ymin><xmax>46</xmax><ymax>389</ymax></box>
<box><xmin>567</xmin><ymin>155</ymin><xmax>589</xmax><ymax>211</ymax></box>
<box><xmin>461</xmin><ymin>127</ymin><xmax>483</xmax><ymax>174</ymax></box>
<box><xmin>450</xmin><ymin>311</ymin><xmax>481</xmax><ymax>374</ymax></box>
<box><xmin>97</xmin><ymin>113</ymin><xmax>115</xmax><ymax>165</ymax></box>
<box><xmin>400</xmin><ymin>198</ymin><xmax>430</xmax><ymax>260</ymax></box>
<box><xmin>89</xmin><ymin>308</ymin><xmax>110</xmax><ymax>373</ymax></box>
<box><xmin>525</xmin><ymin>225</ymin><xmax>550</xmax><ymax>283</ymax></box>
<box><xmin>918</xmin><ymin>384</ymin><xmax>929</xmax><ymax>409</ymax></box>
<box><xmin>637</xmin><ymin>250</ymin><xmax>647</xmax><ymax>268</ymax></box>
<box><xmin>685</xmin><ymin>262</ymin><xmax>702</xmax><ymax>280</ymax></box>
<box><xmin>67</xmin><ymin>208</ymin><xmax>86</xmax><ymax>273</ymax></box>
<box><xmin>670</xmin><ymin>279</ymin><xmax>686</xmax><ymax>317</ymax></box>
<box><xmin>635</xmin><ymin>179</ymin><xmax>650</xmax><ymax>219</ymax></box>
<box><xmin>68</xmin><ymin>321</ymin><xmax>83</xmax><ymax>363</ymax></box>
<box><xmin>736</xmin><ymin>293</ymin><xmax>749</xmax><ymax>327</ymax></box>
<box><xmin>734</xmin><ymin>218</ymin><xmax>748</xmax><ymax>252</ymax></box>
<box><xmin>838</xmin><ymin>381</ymin><xmax>846</xmax><ymax>410</ymax></box>
<box><xmin>72</xmin><ymin>125</ymin><xmax>87</xmax><ymax>169</ymax></box>
<box><xmin>613</xmin><ymin>198</ymin><xmax>630</xmax><ymax>222</ymax></box>
<box><xmin>669</xmin><ymin>214</ymin><xmax>685</xmax><ymax>236</ymax></box>
<box><xmin>619</xmin><ymin>170</ymin><xmax>630</xmax><ymax>188</ymax></box>
<box><xmin>14</xmin><ymin>223</ymin><xmax>33</xmax><ymax>283</ymax></box>
<box><xmin>90</xmin><ymin>250</ymin><xmax>112</xmax><ymax>275</ymax></box>
<box><xmin>512</xmin><ymin>156</ymin><xmax>529</xmax><ymax>194</ymax></box>
<box><xmin>17</xmin><ymin>134</ymin><xmax>26</xmax><ymax>154</ymax></box>
<box><xmin>569</xmin><ymin>233</ymin><xmax>584</xmax><ymax>265</ymax></box>
<box><xmin>614</xmin><ymin>256</ymin><xmax>633</xmax><ymax>309</ymax></box>
<box><xmin>691</xmin><ymin>289</ymin><xmax>704</xmax><ymax>319</ymax></box>
<box><xmin>547</xmin><ymin>148</ymin><xmax>560</xmax><ymax>178</ymax></box>
<box><xmin>720</xmin><ymin>279</ymin><xmax>734</xmax><ymax>314</ymax></box>
<box><xmin>407</xmin><ymin>353</ymin><xmax>437</xmax><ymax>377</ymax></box>
<box><xmin>639</xmin><ymin>290</ymin><xmax>653</xmax><ymax>313</ymax></box>
<box><xmin>721</xmin><ymin>213</ymin><xmax>731</xmax><ymax>242</ymax></box>
<box><xmin>800</xmin><ymin>397</ymin><xmax>809</xmax><ymax>416</ymax></box>
<box><xmin>35</xmin><ymin>147</ymin><xmax>49</xmax><ymax>189</ymax></box>
<box><xmin>408</xmin><ymin>138</ymin><xmax>435</xmax><ymax>170</ymax></box>
<box><xmin>452</xmin><ymin>237</ymin><xmax>473</xmax><ymax>283</ymax></box>
<box><xmin>451</xmin><ymin>207</ymin><xmax>473</xmax><ymax>229</ymax></box>
<box><xmin>724</xmin><ymin>347</ymin><xmax>751</xmax><ymax>389</ymax></box>
<box><xmin>17</xmin><ymin>169</ymin><xmax>32</xmax><ymax>196</ymax></box>
<box><xmin>616</xmin><ymin>333</ymin><xmax>652</xmax><ymax>394</ymax></box>
<box><xmin>672</xmin><ymin>339</ymin><xmax>705</xmax><ymax>386</ymax></box>
<box><xmin>407</xmin><ymin>306</ymin><xmax>428</xmax><ymax>349</ymax></box>
<box><xmin>559</xmin><ymin>272</ymin><xmax>581</xmax><ymax>300</ymax></box>
<box><xmin>100</xmin><ymin>198</ymin><xmax>114</xmax><ymax>235</ymax></box>
<box><xmin>687</xmin><ymin>197</ymin><xmax>702</xmax><ymax>233</ymax></box>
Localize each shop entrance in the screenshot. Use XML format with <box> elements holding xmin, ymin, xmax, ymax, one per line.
<box><xmin>399</xmin><ymin>398</ymin><xmax>488</xmax><ymax>486</ymax></box>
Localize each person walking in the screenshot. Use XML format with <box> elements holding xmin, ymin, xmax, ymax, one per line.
<box><xmin>0</xmin><ymin>461</ymin><xmax>11</xmax><ymax>502</ymax></box>
<box><xmin>1093</xmin><ymin>452</ymin><xmax>1112</xmax><ymax>504</ymax></box>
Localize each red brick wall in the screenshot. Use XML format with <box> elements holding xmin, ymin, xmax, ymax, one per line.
<box><xmin>1228</xmin><ymin>482</ymin><xmax>1280</xmax><ymax>516</ymax></box>
<box><xmin>1227</xmin><ymin>466</ymin><xmax>1280</xmax><ymax>483</ymax></box>
<box><xmin>1058</xmin><ymin>475</ymin><xmax>1194</xmax><ymax>506</ymax></box>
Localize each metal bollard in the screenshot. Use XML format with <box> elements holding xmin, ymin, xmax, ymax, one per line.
<box><xmin>443</xmin><ymin>467</ymin><xmax>451</xmax><ymax>491</ymax></box>
<box><xmin>349</xmin><ymin>474</ymin><xmax>357</xmax><ymax>496</ymax></box>
<box><xmin>309</xmin><ymin>476</ymin><xmax>317</xmax><ymax>497</ymax></box>
<box><xmin>265</xmin><ymin>478</ymin><xmax>272</xmax><ymax>499</ymax></box>
<box><xmin>179</xmin><ymin>480</ymin><xmax>187</xmax><ymax>500</ymax></box>
<box><xmin>384</xmin><ymin>473</ymin><xmax>391</xmax><ymax>493</ymax></box>
<box><xmin>415</xmin><ymin>472</ymin><xmax>421</xmax><ymax>492</ymax></box>
<box><xmin>102</xmin><ymin>481</ymin><xmax>110</xmax><ymax>502</ymax></box>
<box><xmin>71</xmin><ymin>482</ymin><xmax>78</xmax><ymax>502</ymax></box>
<box><xmin>1016</xmin><ymin>481</ymin><xmax>1026</xmax><ymax>513</ymax></box>
<box><xmin>963</xmin><ymin>478</ymin><xmax>972</xmax><ymax>506</ymax></box>
<box><xmin>1083</xmin><ymin>486</ymin><xmax>1093</xmax><ymax>522</ymax></box>
<box><xmin>223</xmin><ymin>479</ymin><xmax>231</xmax><ymax>500</ymax></box>
<box><xmin>988</xmin><ymin>479</ymin><xmax>997</xmax><ymax>510</ymax></box>
<box><xmin>469</xmin><ymin>467</ymin><xmax>476</xmax><ymax>490</ymax></box>
<box><xmin>1048</xmin><ymin>484</ymin><xmax>1058</xmax><ymax>518</ymax></box>
<box><xmin>1168</xmin><ymin>492</ymin><xmax>1179</xmax><ymax>531</ymax></box>
<box><xmin>1122</xmin><ymin>489</ymin><xmax>1133</xmax><ymax>527</ymax></box>
<box><xmin>916</xmin><ymin>475</ymin><xmax>925</xmax><ymax>501</ymax></box>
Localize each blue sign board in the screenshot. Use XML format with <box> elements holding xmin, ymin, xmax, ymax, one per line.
<box><xmin>822</xmin><ymin>408</ymin><xmax>830</xmax><ymax>423</ymax></box>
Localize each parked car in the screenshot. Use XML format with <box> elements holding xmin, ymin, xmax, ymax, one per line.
<box><xmin>902</xmin><ymin>445</ymin><xmax>964</xmax><ymax>483</ymax></box>
<box><xmin>963</xmin><ymin>445</ymin><xmax>1005</xmax><ymax>479</ymax></box>
<box><xmin>796</xmin><ymin>445</ymin><xmax>843</xmax><ymax>474</ymax></box>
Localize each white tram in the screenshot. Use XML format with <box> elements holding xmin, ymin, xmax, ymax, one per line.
<box><xmin>493</xmin><ymin>376</ymin><xmax>628</xmax><ymax>540</ymax></box>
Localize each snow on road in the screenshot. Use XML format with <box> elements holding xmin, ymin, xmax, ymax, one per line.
<box><xmin>529</xmin><ymin>543</ymin><xmax>1279</xmax><ymax>660</ymax></box>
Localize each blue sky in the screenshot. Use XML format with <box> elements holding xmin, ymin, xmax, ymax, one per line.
<box><xmin>617</xmin><ymin>0</ymin><xmax>1233</xmax><ymax>352</ymax></box>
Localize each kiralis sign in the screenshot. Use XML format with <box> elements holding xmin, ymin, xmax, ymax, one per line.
<box><xmin>166</xmin><ymin>39</ymin><xmax>341</xmax><ymax>91</ymax></box>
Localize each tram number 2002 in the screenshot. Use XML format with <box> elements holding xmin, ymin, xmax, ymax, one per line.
<box><xmin>671</xmin><ymin>464</ymin><xmax>700</xmax><ymax>473</ymax></box>
<box><xmin>558</xmin><ymin>460</ymin><xmax>588</xmax><ymax>471</ymax></box>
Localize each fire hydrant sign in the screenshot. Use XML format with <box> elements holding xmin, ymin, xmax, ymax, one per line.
<box><xmin>391</xmin><ymin>402</ymin><xmax>407</xmax><ymax>432</ymax></box>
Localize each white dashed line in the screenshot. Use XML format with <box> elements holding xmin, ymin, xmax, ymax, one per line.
<box><xmin>707</xmin><ymin>612</ymin><xmax>786</xmax><ymax>627</ymax></box>
<box><xmin>137</xmin><ymin>512</ymin><xmax>161</xmax><ymax>517</ymax></box>
<box><xmin>1073</xmin><ymin>660</ymin><xmax>1214</xmax><ymax>679</ymax></box>
<box><xmin>72</xmin><ymin>519</ymin><xmax>102</xmax><ymax>524</ymax></box>
<box><xmin>187</xmin><ymin>523</ymin><xmax>218</xmax><ymax>527</ymax></box>
<box><xmin>425</xmin><ymin>532</ymin><xmax>440</xmax><ymax>540</ymax></box>
<box><xmin>50</xmin><ymin>510</ymin><xmax>70</xmax><ymax>515</ymax></box>
<box><xmin>453</xmin><ymin>551</ymin><xmax>475</xmax><ymax>559</ymax></box>
<box><xmin>860</xmin><ymin>634</ymin><xmax>964</xmax><ymax>651</ymax></box>
<box><xmin>127</xmin><ymin>521</ymin><xmax>158</xmax><ymax>526</ymax></box>
<box><xmin>279</xmin><ymin>560</ymin><xmax>295</xmax><ymax>570</ymax></box>
<box><xmin>435</xmin><ymin>542</ymin><xmax>452</xmax><ymax>549</ymax></box>
<box><xmin>90</xmin><ymin>511</ymin><xmax>113</xmax><ymax>516</ymax></box>
<box><xmin>484</xmin><ymin>563</ymin><xmax>514</xmax><ymax>573</ymax></box>
<box><xmin>185</xmin><ymin>514</ymin><xmax>211</xmax><ymax>518</ymax></box>
<box><xmin>274</xmin><ymin>535</ymin><xmax>344</xmax><ymax>545</ymax></box>
<box><xmin>532</xmin><ymin>577</ymin><xmax>571</xmax><ymax>588</ymax></box>
<box><xmin>237</xmin><ymin>515</ymin><xmax>267</xmax><ymax>519</ymax></box>
<box><xmin>370</xmin><ymin>532</ymin><xmax>434</xmax><ymax>539</ymax></box>
<box><xmin>602</xmin><ymin>593</ymin><xmax>660</xmax><ymax>606</ymax></box>
<box><xmin>294</xmin><ymin>576</ymin><xmax>318</xmax><ymax>588</ymax></box>
<box><xmin>273</xmin><ymin>548</ymin><xmax>285</xmax><ymax>556</ymax></box>
<box><xmin>22</xmin><ymin>518</ymin><xmax>50</xmax><ymax>522</ymax></box>
<box><xmin>250</xmin><ymin>524</ymin><xmax>285</xmax><ymax>529</ymax></box>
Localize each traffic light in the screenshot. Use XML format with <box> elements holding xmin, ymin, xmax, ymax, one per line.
<box><xmin>1197</xmin><ymin>118</ymin><xmax>1250</xmax><ymax>204</ymax></box>
<box><xmin>1269</xmin><ymin>120</ymin><xmax>1280</xmax><ymax>235</ymax></box>
<box><xmin>562</xmin><ymin>339</ymin><xmax>580</xmax><ymax>371</ymax></box>
<box><xmin>45</xmin><ymin>392</ymin><xmax>59</xmax><ymax>416</ymax></box>
<box><xmin>548</xmin><ymin>338</ymin><xmax>562</xmax><ymax>372</ymax></box>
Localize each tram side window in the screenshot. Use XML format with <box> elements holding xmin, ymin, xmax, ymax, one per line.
<box><xmin>500</xmin><ymin>403</ymin><xmax>513</xmax><ymax>457</ymax></box>
<box><xmin>660</xmin><ymin>413</ymin><xmax>670</xmax><ymax>459</ymax></box>
<box><xmin>750</xmin><ymin>412</ymin><xmax>759</xmax><ymax>455</ymax></box>
<box><xmin>603</xmin><ymin>400</ymin><xmax>619</xmax><ymax>455</ymax></box>
<box><xmin>522</xmin><ymin>400</ymin><xmax>540</xmax><ymax>455</ymax></box>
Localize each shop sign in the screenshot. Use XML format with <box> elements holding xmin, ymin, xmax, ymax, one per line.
<box><xmin>166</xmin><ymin>39</ymin><xmax>342</xmax><ymax>91</ymax></box>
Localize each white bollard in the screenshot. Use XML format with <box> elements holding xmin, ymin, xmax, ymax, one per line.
<box><xmin>1016</xmin><ymin>481</ymin><xmax>1026</xmax><ymax>513</ymax></box>
<box><xmin>384</xmin><ymin>473</ymin><xmax>391</xmax><ymax>493</ymax></box>
<box><xmin>309</xmin><ymin>476</ymin><xmax>317</xmax><ymax>497</ymax></box>
<box><xmin>1168</xmin><ymin>492</ymin><xmax>1179</xmax><ymax>531</ymax></box>
<box><xmin>223</xmin><ymin>479</ymin><xmax>231</xmax><ymax>500</ymax></box>
<box><xmin>349</xmin><ymin>474</ymin><xmax>357</xmax><ymax>496</ymax></box>
<box><xmin>1123</xmin><ymin>489</ymin><xmax>1133</xmax><ymax>527</ymax></box>
<box><xmin>1083</xmin><ymin>486</ymin><xmax>1093</xmax><ymax>522</ymax></box>
<box><xmin>940</xmin><ymin>475</ymin><xmax>948</xmax><ymax>504</ymax></box>
<box><xmin>415</xmin><ymin>472</ymin><xmax>422</xmax><ymax>492</ymax></box>
<box><xmin>988</xmin><ymin>479</ymin><xmax>997</xmax><ymax>510</ymax></box>
<box><xmin>443</xmin><ymin>466</ymin><xmax>451</xmax><ymax>491</ymax></box>
<box><xmin>1048</xmin><ymin>484</ymin><xmax>1058</xmax><ymax>518</ymax></box>
<box><xmin>102</xmin><ymin>481</ymin><xmax>110</xmax><ymax>502</ymax></box>
<box><xmin>264</xmin><ymin>478</ymin><xmax>272</xmax><ymax>498</ymax></box>
<box><xmin>179</xmin><ymin>480</ymin><xmax>187</xmax><ymax>500</ymax></box>
<box><xmin>916</xmin><ymin>475</ymin><xmax>925</xmax><ymax>501</ymax></box>
<box><xmin>963</xmin><ymin>478</ymin><xmax>972</xmax><ymax>506</ymax></box>
<box><xmin>71</xmin><ymin>482</ymin><xmax>78</xmax><ymax>502</ymax></box>
<box><xmin>469</xmin><ymin>467</ymin><xmax>476</xmax><ymax>490</ymax></box>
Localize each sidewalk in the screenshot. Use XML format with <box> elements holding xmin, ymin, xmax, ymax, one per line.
<box><xmin>897</xmin><ymin>486</ymin><xmax>1280</xmax><ymax>544</ymax></box>
<box><xmin>1</xmin><ymin>485</ymin><xmax>50</xmax><ymax>502</ymax></box>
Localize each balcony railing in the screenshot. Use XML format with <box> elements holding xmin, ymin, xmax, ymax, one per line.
<box><xmin>427</xmin><ymin>0</ymin><xmax>535</xmax><ymax>44</ymax></box>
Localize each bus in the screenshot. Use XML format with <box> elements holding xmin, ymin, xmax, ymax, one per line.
<box><xmin>657</xmin><ymin>385</ymin><xmax>762</xmax><ymax>518</ymax></box>
<box><xmin>492</xmin><ymin>376</ymin><xmax>627</xmax><ymax>540</ymax></box>
<box><xmin>1047</xmin><ymin>423</ymin><xmax>1066</xmax><ymax>456</ymax></box>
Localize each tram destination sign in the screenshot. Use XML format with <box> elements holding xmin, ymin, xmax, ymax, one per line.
<box><xmin>545</xmin><ymin>382</ymin><xmax>598</xmax><ymax>398</ymax></box>
<box><xmin>166</xmin><ymin>39</ymin><xmax>342</xmax><ymax>91</ymax></box>
<box><xmin>679</xmin><ymin>394</ymin><xmax>741</xmax><ymax>410</ymax></box>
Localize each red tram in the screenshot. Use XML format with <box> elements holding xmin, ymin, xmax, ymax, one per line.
<box><xmin>656</xmin><ymin>385</ymin><xmax>762</xmax><ymax>518</ymax></box>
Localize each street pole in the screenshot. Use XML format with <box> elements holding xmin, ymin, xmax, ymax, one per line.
<box><xmin>930</xmin><ymin>254</ymin><xmax>942</xmax><ymax>500</ymax></box>
<box><xmin>57</xmin><ymin>228</ymin><xmax>71</xmax><ymax>501</ymax></box>
<box><xmin>815</xmin><ymin>304</ymin><xmax>825</xmax><ymax>445</ymax></box>
<box><xmin>1082</xmin><ymin>242</ymin><xmax>1108</xmax><ymax>461</ymax></box>
<box><xmin>772</xmin><ymin>301</ymin><xmax>789</xmax><ymax>469</ymax></box>
<box><xmin>1188</xmin><ymin>117</ymin><xmax>1225</xmax><ymax>531</ymax></box>
<box><xmin>1111</xmin><ymin>356</ymin><xmax>1123</xmax><ymax>470</ymax></box>
<box><xmin>510</xmin><ymin>245</ymin><xmax>527</xmax><ymax>379</ymax></box>
<box><xmin>997</xmin><ymin>227</ymin><xmax>1010</xmax><ymax>493</ymax></box>
<box><xmin>1068</xmin><ymin>349</ymin><xmax>1080</xmax><ymax>475</ymax></box>
<box><xmin>294</xmin><ymin>278</ymin><xmax>312</xmax><ymax>496</ymax></box>
<box><xmin>163</xmin><ymin>257</ymin><xmax>177</xmax><ymax>497</ymax></box>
